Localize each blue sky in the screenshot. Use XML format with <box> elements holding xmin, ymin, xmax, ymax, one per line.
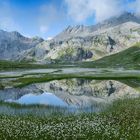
<box><xmin>0</xmin><ymin>0</ymin><xmax>139</xmax><ymax>39</ymax></box>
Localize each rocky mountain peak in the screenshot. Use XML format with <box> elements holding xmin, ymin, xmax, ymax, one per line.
<box><xmin>98</xmin><ymin>12</ymin><xmax>140</xmax><ymax>27</ymax></box>
<box><xmin>64</xmin><ymin>25</ymin><xmax>85</xmax><ymax>34</ymax></box>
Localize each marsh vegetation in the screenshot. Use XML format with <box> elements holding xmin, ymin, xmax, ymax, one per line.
<box><xmin>0</xmin><ymin>97</ymin><xmax>139</xmax><ymax>140</ymax></box>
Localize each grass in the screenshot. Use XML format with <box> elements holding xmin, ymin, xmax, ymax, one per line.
<box><xmin>0</xmin><ymin>60</ymin><xmax>47</xmax><ymax>70</ymax></box>
<box><xmin>0</xmin><ymin>101</ymin><xmax>59</xmax><ymax>109</ymax></box>
<box><xmin>79</xmin><ymin>44</ymin><xmax>140</xmax><ymax>69</ymax></box>
<box><xmin>0</xmin><ymin>97</ymin><xmax>139</xmax><ymax>139</ymax></box>
<box><xmin>0</xmin><ymin>84</ymin><xmax>4</xmax><ymax>90</ymax></box>
<box><xmin>0</xmin><ymin>60</ymin><xmax>75</xmax><ymax>71</ymax></box>
<box><xmin>0</xmin><ymin>70</ymin><xmax>62</xmax><ymax>79</ymax></box>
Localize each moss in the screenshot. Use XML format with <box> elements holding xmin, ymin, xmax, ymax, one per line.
<box><xmin>57</xmin><ymin>47</ymin><xmax>75</xmax><ymax>60</ymax></box>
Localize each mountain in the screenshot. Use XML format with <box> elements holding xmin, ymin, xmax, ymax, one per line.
<box><xmin>0</xmin><ymin>30</ymin><xmax>44</xmax><ymax>60</ymax></box>
<box><xmin>17</xmin><ymin>12</ymin><xmax>140</xmax><ymax>63</ymax></box>
<box><xmin>0</xmin><ymin>12</ymin><xmax>140</xmax><ymax>63</ymax></box>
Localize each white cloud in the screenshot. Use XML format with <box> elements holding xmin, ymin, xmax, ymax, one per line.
<box><xmin>0</xmin><ymin>0</ymin><xmax>20</xmax><ymax>31</ymax></box>
<box><xmin>38</xmin><ymin>4</ymin><xmax>66</xmax><ymax>34</ymax></box>
<box><xmin>64</xmin><ymin>0</ymin><xmax>94</xmax><ymax>22</ymax></box>
<box><xmin>39</xmin><ymin>25</ymin><xmax>48</xmax><ymax>34</ymax></box>
<box><xmin>64</xmin><ymin>0</ymin><xmax>124</xmax><ymax>22</ymax></box>
<box><xmin>131</xmin><ymin>0</ymin><xmax>140</xmax><ymax>16</ymax></box>
<box><xmin>47</xmin><ymin>37</ymin><xmax>53</xmax><ymax>40</ymax></box>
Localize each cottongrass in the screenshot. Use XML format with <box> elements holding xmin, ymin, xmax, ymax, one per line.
<box><xmin>0</xmin><ymin>97</ymin><xmax>139</xmax><ymax>140</ymax></box>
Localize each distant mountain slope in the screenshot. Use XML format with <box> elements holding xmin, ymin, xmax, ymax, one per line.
<box><xmin>0</xmin><ymin>30</ymin><xmax>44</xmax><ymax>60</ymax></box>
<box><xmin>82</xmin><ymin>43</ymin><xmax>140</xmax><ymax>69</ymax></box>
<box><xmin>19</xmin><ymin>12</ymin><xmax>140</xmax><ymax>63</ymax></box>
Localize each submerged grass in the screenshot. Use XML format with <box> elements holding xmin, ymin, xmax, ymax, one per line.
<box><xmin>0</xmin><ymin>101</ymin><xmax>56</xmax><ymax>109</ymax></box>
<box><xmin>0</xmin><ymin>97</ymin><xmax>139</xmax><ymax>139</ymax></box>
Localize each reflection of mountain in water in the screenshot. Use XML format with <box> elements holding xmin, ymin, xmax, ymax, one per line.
<box><xmin>0</xmin><ymin>79</ymin><xmax>139</xmax><ymax>107</ymax></box>
<box><xmin>37</xmin><ymin>79</ymin><xmax>140</xmax><ymax>107</ymax></box>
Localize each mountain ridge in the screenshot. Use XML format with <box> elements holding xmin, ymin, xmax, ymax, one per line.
<box><xmin>54</xmin><ymin>12</ymin><xmax>140</xmax><ymax>40</ymax></box>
